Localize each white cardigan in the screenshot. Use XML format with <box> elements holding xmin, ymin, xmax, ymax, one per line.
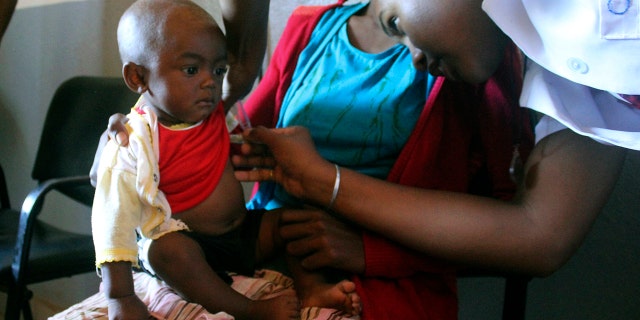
<box><xmin>92</xmin><ymin>99</ymin><xmax>189</xmax><ymax>268</ymax></box>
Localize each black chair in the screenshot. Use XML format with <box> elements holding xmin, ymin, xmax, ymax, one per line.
<box><xmin>502</xmin><ymin>275</ymin><xmax>530</xmax><ymax>319</ymax></box>
<box><xmin>0</xmin><ymin>76</ymin><xmax>138</xmax><ymax>320</ymax></box>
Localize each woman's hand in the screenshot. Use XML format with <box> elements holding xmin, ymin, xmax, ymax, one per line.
<box><xmin>89</xmin><ymin>113</ymin><xmax>129</xmax><ymax>186</ymax></box>
<box><xmin>279</xmin><ymin>207</ymin><xmax>365</xmax><ymax>274</ymax></box>
<box><xmin>107</xmin><ymin>113</ymin><xmax>130</xmax><ymax>146</ymax></box>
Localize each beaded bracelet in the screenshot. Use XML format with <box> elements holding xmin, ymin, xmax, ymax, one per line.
<box><xmin>327</xmin><ymin>164</ymin><xmax>341</xmax><ymax>210</ymax></box>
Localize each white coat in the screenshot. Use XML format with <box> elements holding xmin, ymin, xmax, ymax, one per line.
<box><xmin>483</xmin><ymin>0</ymin><xmax>640</xmax><ymax>149</ymax></box>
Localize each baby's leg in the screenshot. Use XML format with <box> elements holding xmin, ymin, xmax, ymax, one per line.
<box><xmin>256</xmin><ymin>210</ymin><xmax>361</xmax><ymax>316</ymax></box>
<box><xmin>148</xmin><ymin>232</ymin><xmax>299</xmax><ymax>320</ymax></box>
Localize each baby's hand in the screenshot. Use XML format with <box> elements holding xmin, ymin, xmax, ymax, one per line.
<box><xmin>107</xmin><ymin>294</ymin><xmax>154</xmax><ymax>320</ymax></box>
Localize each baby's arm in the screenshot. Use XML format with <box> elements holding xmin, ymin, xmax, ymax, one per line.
<box><xmin>92</xmin><ymin>139</ymin><xmax>151</xmax><ymax>319</ymax></box>
<box><xmin>101</xmin><ymin>261</ymin><xmax>150</xmax><ymax>320</ymax></box>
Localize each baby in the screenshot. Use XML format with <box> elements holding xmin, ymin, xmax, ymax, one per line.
<box><xmin>91</xmin><ymin>0</ymin><xmax>298</xmax><ymax>318</ymax></box>
<box><xmin>91</xmin><ymin>1</ymin><xmax>359</xmax><ymax>319</ymax></box>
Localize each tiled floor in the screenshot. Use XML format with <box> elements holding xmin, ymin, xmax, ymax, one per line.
<box><xmin>0</xmin><ymin>272</ymin><xmax>100</xmax><ymax>320</ymax></box>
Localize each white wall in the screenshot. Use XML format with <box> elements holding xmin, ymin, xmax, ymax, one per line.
<box><xmin>0</xmin><ymin>0</ymin><xmax>133</xmax><ymax>316</ymax></box>
<box><xmin>0</xmin><ymin>0</ymin><xmax>129</xmax><ymax>223</ymax></box>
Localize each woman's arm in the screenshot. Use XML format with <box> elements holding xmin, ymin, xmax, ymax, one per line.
<box><xmin>219</xmin><ymin>0</ymin><xmax>270</xmax><ymax>110</ymax></box>
<box><xmin>279</xmin><ymin>207</ymin><xmax>452</xmax><ymax>277</ymax></box>
<box><xmin>0</xmin><ymin>0</ymin><xmax>16</xmax><ymax>45</ymax></box>
<box><xmin>233</xmin><ymin>127</ymin><xmax>627</xmax><ymax>276</ymax></box>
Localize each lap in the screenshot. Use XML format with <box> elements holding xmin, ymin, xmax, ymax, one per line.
<box><xmin>142</xmin><ymin>209</ymin><xmax>266</xmax><ymax>280</ymax></box>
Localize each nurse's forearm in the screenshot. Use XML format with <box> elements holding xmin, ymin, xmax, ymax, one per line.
<box><xmin>322</xmin><ymin>131</ymin><xmax>626</xmax><ymax>275</ymax></box>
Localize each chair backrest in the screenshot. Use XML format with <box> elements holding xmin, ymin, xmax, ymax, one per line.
<box><xmin>31</xmin><ymin>76</ymin><xmax>138</xmax><ymax>206</ymax></box>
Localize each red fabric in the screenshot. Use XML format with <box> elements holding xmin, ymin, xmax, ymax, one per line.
<box><xmin>157</xmin><ymin>102</ymin><xmax>230</xmax><ymax>213</ymax></box>
<box><xmin>620</xmin><ymin>94</ymin><xmax>640</xmax><ymax>109</ymax></box>
<box><xmin>243</xmin><ymin>3</ymin><xmax>533</xmax><ymax>319</ymax></box>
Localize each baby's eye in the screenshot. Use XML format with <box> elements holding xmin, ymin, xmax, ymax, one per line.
<box><xmin>183</xmin><ymin>66</ymin><xmax>199</xmax><ymax>75</ymax></box>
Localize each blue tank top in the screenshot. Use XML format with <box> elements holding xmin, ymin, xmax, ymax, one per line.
<box><xmin>248</xmin><ymin>3</ymin><xmax>433</xmax><ymax>209</ymax></box>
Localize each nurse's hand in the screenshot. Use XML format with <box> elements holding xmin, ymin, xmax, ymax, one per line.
<box><xmin>232</xmin><ymin>126</ymin><xmax>335</xmax><ymax>204</ymax></box>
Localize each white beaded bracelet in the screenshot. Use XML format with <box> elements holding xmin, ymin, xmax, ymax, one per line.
<box><xmin>327</xmin><ymin>164</ymin><xmax>341</xmax><ymax>210</ymax></box>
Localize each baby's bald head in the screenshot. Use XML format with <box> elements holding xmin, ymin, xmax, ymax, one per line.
<box><xmin>117</xmin><ymin>0</ymin><xmax>222</xmax><ymax>67</ymax></box>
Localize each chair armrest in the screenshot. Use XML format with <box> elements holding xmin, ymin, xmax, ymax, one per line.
<box><xmin>11</xmin><ymin>175</ymin><xmax>92</xmax><ymax>282</ymax></box>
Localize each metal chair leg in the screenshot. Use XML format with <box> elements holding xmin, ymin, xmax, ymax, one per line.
<box><xmin>4</xmin><ymin>285</ymin><xmax>33</xmax><ymax>320</ymax></box>
<box><xmin>22</xmin><ymin>289</ymin><xmax>34</xmax><ymax>320</ymax></box>
<box><xmin>502</xmin><ymin>276</ymin><xmax>530</xmax><ymax>320</ymax></box>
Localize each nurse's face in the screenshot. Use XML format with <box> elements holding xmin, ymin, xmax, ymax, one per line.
<box><xmin>372</xmin><ymin>0</ymin><xmax>509</xmax><ymax>84</ymax></box>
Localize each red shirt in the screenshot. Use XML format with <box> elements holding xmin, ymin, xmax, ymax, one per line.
<box><xmin>156</xmin><ymin>102</ymin><xmax>230</xmax><ymax>213</ymax></box>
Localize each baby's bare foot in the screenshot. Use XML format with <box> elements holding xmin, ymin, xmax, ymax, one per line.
<box><xmin>300</xmin><ymin>280</ymin><xmax>361</xmax><ymax>316</ymax></box>
<box><xmin>249</xmin><ymin>289</ymin><xmax>300</xmax><ymax>320</ymax></box>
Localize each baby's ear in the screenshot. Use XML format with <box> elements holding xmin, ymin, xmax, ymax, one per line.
<box><xmin>122</xmin><ymin>62</ymin><xmax>148</xmax><ymax>94</ymax></box>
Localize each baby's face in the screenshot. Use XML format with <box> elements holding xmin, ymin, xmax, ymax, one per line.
<box><xmin>373</xmin><ymin>0</ymin><xmax>509</xmax><ymax>84</ymax></box>
<box><xmin>145</xmin><ymin>17</ymin><xmax>227</xmax><ymax>126</ymax></box>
